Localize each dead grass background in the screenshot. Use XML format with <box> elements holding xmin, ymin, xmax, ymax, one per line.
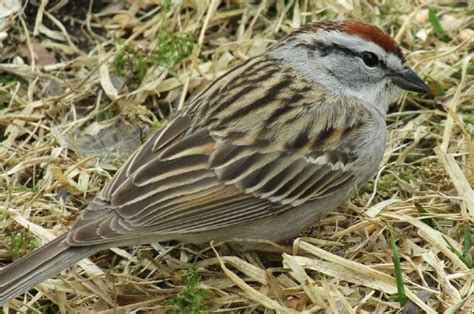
<box><xmin>0</xmin><ymin>0</ymin><xmax>472</xmax><ymax>313</ymax></box>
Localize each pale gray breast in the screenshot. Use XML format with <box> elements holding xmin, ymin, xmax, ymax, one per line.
<box><xmin>350</xmin><ymin>113</ymin><xmax>386</xmax><ymax>186</ymax></box>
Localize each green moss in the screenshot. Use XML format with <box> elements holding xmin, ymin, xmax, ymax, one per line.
<box><xmin>168</xmin><ymin>268</ymin><xmax>212</xmax><ymax>313</ymax></box>
<box><xmin>113</xmin><ymin>30</ymin><xmax>194</xmax><ymax>83</ymax></box>
<box><xmin>113</xmin><ymin>44</ymin><xmax>148</xmax><ymax>82</ymax></box>
<box><xmin>150</xmin><ymin>32</ymin><xmax>194</xmax><ymax>69</ymax></box>
<box><xmin>399</xmin><ymin>168</ymin><xmax>417</xmax><ymax>181</ymax></box>
<box><xmin>113</xmin><ymin>34</ymin><xmax>193</xmax><ymax>84</ymax></box>
<box><xmin>113</xmin><ymin>0</ymin><xmax>194</xmax><ymax>85</ymax></box>
<box><xmin>4</xmin><ymin>230</ymin><xmax>39</xmax><ymax>258</ymax></box>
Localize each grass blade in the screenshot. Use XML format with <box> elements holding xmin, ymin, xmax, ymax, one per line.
<box><xmin>389</xmin><ymin>228</ymin><xmax>408</xmax><ymax>307</ymax></box>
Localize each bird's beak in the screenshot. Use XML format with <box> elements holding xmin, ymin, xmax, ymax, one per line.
<box><xmin>389</xmin><ymin>67</ymin><xmax>430</xmax><ymax>94</ymax></box>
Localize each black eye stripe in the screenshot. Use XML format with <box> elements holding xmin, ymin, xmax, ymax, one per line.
<box><xmin>294</xmin><ymin>39</ymin><xmax>388</xmax><ymax>69</ymax></box>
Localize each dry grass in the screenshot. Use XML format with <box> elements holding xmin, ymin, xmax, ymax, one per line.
<box><xmin>0</xmin><ymin>0</ymin><xmax>473</xmax><ymax>313</ymax></box>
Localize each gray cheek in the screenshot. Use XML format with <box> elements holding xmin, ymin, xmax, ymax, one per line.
<box><xmin>325</xmin><ymin>57</ymin><xmax>361</xmax><ymax>86</ymax></box>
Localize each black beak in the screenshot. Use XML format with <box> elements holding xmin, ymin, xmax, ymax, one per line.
<box><xmin>389</xmin><ymin>67</ymin><xmax>430</xmax><ymax>94</ymax></box>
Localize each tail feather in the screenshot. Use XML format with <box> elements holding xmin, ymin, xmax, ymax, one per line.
<box><xmin>0</xmin><ymin>233</ymin><xmax>99</xmax><ymax>305</ymax></box>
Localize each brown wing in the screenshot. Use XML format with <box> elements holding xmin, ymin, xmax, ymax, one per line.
<box><xmin>67</xmin><ymin>57</ymin><xmax>370</xmax><ymax>245</ymax></box>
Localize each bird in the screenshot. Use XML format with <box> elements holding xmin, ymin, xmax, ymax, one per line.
<box><xmin>0</xmin><ymin>19</ymin><xmax>429</xmax><ymax>305</ymax></box>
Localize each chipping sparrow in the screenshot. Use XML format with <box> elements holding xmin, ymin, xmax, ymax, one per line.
<box><xmin>0</xmin><ymin>20</ymin><xmax>429</xmax><ymax>305</ymax></box>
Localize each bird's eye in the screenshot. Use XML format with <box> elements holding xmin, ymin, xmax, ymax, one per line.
<box><xmin>361</xmin><ymin>51</ymin><xmax>379</xmax><ymax>67</ymax></box>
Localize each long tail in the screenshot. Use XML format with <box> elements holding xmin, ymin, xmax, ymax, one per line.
<box><xmin>0</xmin><ymin>233</ymin><xmax>99</xmax><ymax>305</ymax></box>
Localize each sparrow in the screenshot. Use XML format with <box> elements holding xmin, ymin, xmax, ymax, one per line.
<box><xmin>0</xmin><ymin>20</ymin><xmax>429</xmax><ymax>305</ymax></box>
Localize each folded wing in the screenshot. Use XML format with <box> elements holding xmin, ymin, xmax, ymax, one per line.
<box><xmin>67</xmin><ymin>57</ymin><xmax>368</xmax><ymax>245</ymax></box>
